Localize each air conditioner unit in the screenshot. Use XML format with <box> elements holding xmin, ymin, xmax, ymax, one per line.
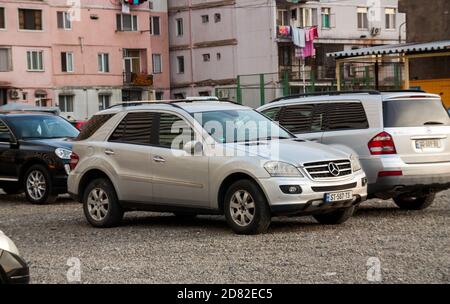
<box><xmin>9</xmin><ymin>89</ymin><xmax>20</xmax><ymax>100</ymax></box>
<box><xmin>370</xmin><ymin>27</ymin><xmax>381</xmax><ymax>37</ymax></box>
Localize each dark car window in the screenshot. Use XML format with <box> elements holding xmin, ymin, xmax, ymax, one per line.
<box><xmin>383</xmin><ymin>99</ymin><xmax>450</xmax><ymax>127</ymax></box>
<box><xmin>76</xmin><ymin>114</ymin><xmax>114</xmax><ymax>141</ymax></box>
<box><xmin>157</xmin><ymin>113</ymin><xmax>193</xmax><ymax>149</ymax></box>
<box><xmin>261</xmin><ymin>107</ymin><xmax>281</xmax><ymax>121</ymax></box>
<box><xmin>0</xmin><ymin>120</ymin><xmax>12</xmax><ymax>142</ymax></box>
<box><xmin>324</xmin><ymin>102</ymin><xmax>369</xmax><ymax>131</ymax></box>
<box><xmin>109</xmin><ymin>112</ymin><xmax>155</xmax><ymax>145</ymax></box>
<box><xmin>278</xmin><ymin>104</ymin><xmax>315</xmax><ymax>133</ymax></box>
<box><xmin>7</xmin><ymin>115</ymin><xmax>79</xmax><ymax>139</ymax></box>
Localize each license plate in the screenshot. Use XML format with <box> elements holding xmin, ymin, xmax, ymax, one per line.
<box><xmin>415</xmin><ymin>139</ymin><xmax>441</xmax><ymax>149</ymax></box>
<box><xmin>324</xmin><ymin>191</ymin><xmax>353</xmax><ymax>203</ymax></box>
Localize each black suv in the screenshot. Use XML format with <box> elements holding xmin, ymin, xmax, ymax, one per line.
<box><xmin>0</xmin><ymin>112</ymin><xmax>79</xmax><ymax>204</ymax></box>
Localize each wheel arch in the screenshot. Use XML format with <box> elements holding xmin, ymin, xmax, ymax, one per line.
<box><xmin>19</xmin><ymin>158</ymin><xmax>50</xmax><ymax>185</ymax></box>
<box><xmin>77</xmin><ymin>168</ymin><xmax>118</xmax><ymax>201</ymax></box>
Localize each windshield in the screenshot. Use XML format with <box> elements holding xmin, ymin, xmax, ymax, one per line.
<box><xmin>383</xmin><ymin>99</ymin><xmax>450</xmax><ymax>127</ymax></box>
<box><xmin>8</xmin><ymin>115</ymin><xmax>80</xmax><ymax>139</ymax></box>
<box><xmin>193</xmin><ymin>109</ymin><xmax>293</xmax><ymax>143</ymax></box>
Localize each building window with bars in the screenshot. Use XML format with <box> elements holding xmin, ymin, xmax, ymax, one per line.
<box><xmin>357</xmin><ymin>7</ymin><xmax>368</xmax><ymax>29</ymax></box>
<box><xmin>19</xmin><ymin>9</ymin><xmax>42</xmax><ymax>30</ymax></box>
<box><xmin>385</xmin><ymin>8</ymin><xmax>396</xmax><ymax>29</ymax></box>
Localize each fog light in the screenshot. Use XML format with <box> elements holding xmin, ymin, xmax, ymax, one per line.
<box><xmin>280</xmin><ymin>185</ymin><xmax>302</xmax><ymax>194</ymax></box>
<box><xmin>361</xmin><ymin>177</ymin><xmax>368</xmax><ymax>186</ymax></box>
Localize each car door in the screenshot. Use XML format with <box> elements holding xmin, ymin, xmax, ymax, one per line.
<box><xmin>149</xmin><ymin>111</ymin><xmax>210</xmax><ymax>208</ymax></box>
<box><xmin>0</xmin><ymin>119</ymin><xmax>19</xmax><ymax>182</ymax></box>
<box><xmin>106</xmin><ymin>111</ymin><xmax>154</xmax><ymax>203</ymax></box>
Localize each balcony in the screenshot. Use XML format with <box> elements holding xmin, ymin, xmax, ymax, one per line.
<box><xmin>123</xmin><ymin>72</ymin><xmax>153</xmax><ymax>87</ymax></box>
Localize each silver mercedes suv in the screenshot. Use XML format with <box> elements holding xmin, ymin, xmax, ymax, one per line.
<box><xmin>68</xmin><ymin>100</ymin><xmax>367</xmax><ymax>234</ymax></box>
<box><xmin>258</xmin><ymin>91</ymin><xmax>450</xmax><ymax>210</ymax></box>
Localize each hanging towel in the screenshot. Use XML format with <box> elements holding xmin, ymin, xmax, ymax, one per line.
<box><xmin>292</xmin><ymin>27</ymin><xmax>306</xmax><ymax>48</ymax></box>
<box><xmin>298</xmin><ymin>28</ymin><xmax>306</xmax><ymax>48</ymax></box>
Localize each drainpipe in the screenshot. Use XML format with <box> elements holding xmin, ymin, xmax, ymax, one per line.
<box><xmin>188</xmin><ymin>0</ymin><xmax>195</xmax><ymax>96</ymax></box>
<box><xmin>398</xmin><ymin>22</ymin><xmax>406</xmax><ymax>43</ymax></box>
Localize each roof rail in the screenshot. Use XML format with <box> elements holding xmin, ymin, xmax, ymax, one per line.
<box><xmin>380</xmin><ymin>89</ymin><xmax>426</xmax><ymax>93</ymax></box>
<box><xmin>270</xmin><ymin>90</ymin><xmax>381</xmax><ymax>103</ymax></box>
<box><xmin>106</xmin><ymin>98</ymin><xmax>237</xmax><ymax>110</ymax></box>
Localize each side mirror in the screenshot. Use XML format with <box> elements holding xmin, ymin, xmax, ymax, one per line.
<box><xmin>183</xmin><ymin>140</ymin><xmax>203</xmax><ymax>155</ymax></box>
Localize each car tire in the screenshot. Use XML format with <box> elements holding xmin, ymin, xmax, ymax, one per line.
<box><xmin>393</xmin><ymin>193</ymin><xmax>436</xmax><ymax>210</ymax></box>
<box><xmin>224</xmin><ymin>179</ymin><xmax>271</xmax><ymax>235</ymax></box>
<box><xmin>83</xmin><ymin>178</ymin><xmax>124</xmax><ymax>228</ymax></box>
<box><xmin>24</xmin><ymin>165</ymin><xmax>57</xmax><ymax>205</ymax></box>
<box><xmin>313</xmin><ymin>206</ymin><xmax>355</xmax><ymax>225</ymax></box>
<box><xmin>1</xmin><ymin>185</ymin><xmax>22</xmax><ymax>195</ymax></box>
<box><xmin>173</xmin><ymin>212</ymin><xmax>197</xmax><ymax>220</ymax></box>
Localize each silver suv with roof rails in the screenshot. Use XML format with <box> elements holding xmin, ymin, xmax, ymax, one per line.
<box><xmin>258</xmin><ymin>90</ymin><xmax>450</xmax><ymax>210</ymax></box>
<box><xmin>68</xmin><ymin>99</ymin><xmax>367</xmax><ymax>234</ymax></box>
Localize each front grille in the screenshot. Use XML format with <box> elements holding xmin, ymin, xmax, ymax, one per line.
<box><xmin>303</xmin><ymin>159</ymin><xmax>352</xmax><ymax>179</ymax></box>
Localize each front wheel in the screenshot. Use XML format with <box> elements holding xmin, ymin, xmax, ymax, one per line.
<box><xmin>224</xmin><ymin>179</ymin><xmax>271</xmax><ymax>235</ymax></box>
<box><xmin>83</xmin><ymin>178</ymin><xmax>124</xmax><ymax>228</ymax></box>
<box><xmin>24</xmin><ymin>165</ymin><xmax>57</xmax><ymax>205</ymax></box>
<box><xmin>393</xmin><ymin>193</ymin><xmax>436</xmax><ymax>210</ymax></box>
<box><xmin>313</xmin><ymin>206</ymin><xmax>355</xmax><ymax>225</ymax></box>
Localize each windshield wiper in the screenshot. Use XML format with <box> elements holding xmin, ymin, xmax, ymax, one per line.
<box><xmin>424</xmin><ymin>121</ymin><xmax>444</xmax><ymax>125</ymax></box>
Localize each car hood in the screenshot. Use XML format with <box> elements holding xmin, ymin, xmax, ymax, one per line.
<box><xmin>224</xmin><ymin>139</ymin><xmax>350</xmax><ymax>165</ymax></box>
<box><xmin>0</xmin><ymin>231</ymin><xmax>20</xmax><ymax>256</ymax></box>
<box><xmin>23</xmin><ymin>138</ymin><xmax>74</xmax><ymax>150</ymax></box>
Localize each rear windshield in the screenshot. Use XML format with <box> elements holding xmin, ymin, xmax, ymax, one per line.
<box><xmin>76</xmin><ymin>114</ymin><xmax>114</xmax><ymax>141</ymax></box>
<box><xmin>383</xmin><ymin>99</ymin><xmax>450</xmax><ymax>127</ymax></box>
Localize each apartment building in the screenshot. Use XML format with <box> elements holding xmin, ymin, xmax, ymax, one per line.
<box><xmin>0</xmin><ymin>0</ymin><xmax>170</xmax><ymax>120</ymax></box>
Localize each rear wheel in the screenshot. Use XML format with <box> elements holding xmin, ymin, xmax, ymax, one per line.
<box><xmin>313</xmin><ymin>206</ymin><xmax>355</xmax><ymax>225</ymax></box>
<box><xmin>393</xmin><ymin>193</ymin><xmax>436</xmax><ymax>210</ymax></box>
<box><xmin>224</xmin><ymin>179</ymin><xmax>271</xmax><ymax>235</ymax></box>
<box><xmin>83</xmin><ymin>178</ymin><xmax>124</xmax><ymax>228</ymax></box>
<box><xmin>24</xmin><ymin>165</ymin><xmax>57</xmax><ymax>205</ymax></box>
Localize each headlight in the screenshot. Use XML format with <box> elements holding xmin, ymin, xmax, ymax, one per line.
<box><xmin>55</xmin><ymin>148</ymin><xmax>72</xmax><ymax>160</ymax></box>
<box><xmin>350</xmin><ymin>154</ymin><xmax>362</xmax><ymax>172</ymax></box>
<box><xmin>264</xmin><ymin>161</ymin><xmax>304</xmax><ymax>177</ymax></box>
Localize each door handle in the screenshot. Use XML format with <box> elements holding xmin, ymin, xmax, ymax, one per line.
<box><xmin>105</xmin><ymin>149</ymin><xmax>115</xmax><ymax>155</ymax></box>
<box><xmin>153</xmin><ymin>155</ymin><xmax>166</xmax><ymax>163</ymax></box>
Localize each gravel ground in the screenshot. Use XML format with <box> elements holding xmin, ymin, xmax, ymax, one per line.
<box><xmin>0</xmin><ymin>190</ymin><xmax>449</xmax><ymax>284</ymax></box>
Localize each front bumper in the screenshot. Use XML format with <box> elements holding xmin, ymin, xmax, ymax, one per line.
<box><xmin>0</xmin><ymin>250</ymin><xmax>30</xmax><ymax>284</ymax></box>
<box><xmin>259</xmin><ymin>170</ymin><xmax>367</xmax><ymax>216</ymax></box>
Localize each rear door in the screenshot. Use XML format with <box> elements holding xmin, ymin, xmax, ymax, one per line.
<box><xmin>383</xmin><ymin>98</ymin><xmax>450</xmax><ymax>164</ymax></box>
<box><xmin>0</xmin><ymin>120</ymin><xmax>18</xmax><ymax>181</ymax></box>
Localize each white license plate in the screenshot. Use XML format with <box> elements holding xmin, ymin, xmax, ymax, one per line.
<box><xmin>415</xmin><ymin>139</ymin><xmax>441</xmax><ymax>149</ymax></box>
<box><xmin>324</xmin><ymin>191</ymin><xmax>353</xmax><ymax>203</ymax></box>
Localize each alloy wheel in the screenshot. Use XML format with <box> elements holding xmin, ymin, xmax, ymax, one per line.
<box><xmin>229</xmin><ymin>190</ymin><xmax>256</xmax><ymax>227</ymax></box>
<box><xmin>26</xmin><ymin>170</ymin><xmax>46</xmax><ymax>201</ymax></box>
<box><xmin>87</xmin><ymin>188</ymin><xmax>110</xmax><ymax>221</ymax></box>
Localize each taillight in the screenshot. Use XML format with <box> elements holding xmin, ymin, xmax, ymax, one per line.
<box><xmin>368</xmin><ymin>131</ymin><xmax>397</xmax><ymax>155</ymax></box>
<box><xmin>69</xmin><ymin>152</ymin><xmax>79</xmax><ymax>170</ymax></box>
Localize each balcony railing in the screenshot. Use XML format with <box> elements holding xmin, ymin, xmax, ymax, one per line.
<box><xmin>123</xmin><ymin>72</ymin><xmax>153</xmax><ymax>86</ymax></box>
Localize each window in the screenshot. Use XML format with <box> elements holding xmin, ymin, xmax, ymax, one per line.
<box><xmin>158</xmin><ymin>113</ymin><xmax>193</xmax><ymax>149</ymax></box>
<box><xmin>202</xmin><ymin>54</ymin><xmax>210</xmax><ymax>62</ymax></box>
<box><xmin>98</xmin><ymin>94</ymin><xmax>111</xmax><ymax>111</ymax></box>
<box><xmin>198</xmin><ymin>91</ymin><xmax>210</xmax><ymax>97</ymax></box>
<box><xmin>201</xmin><ymin>15</ymin><xmax>209</xmax><ymax>23</ymax></box>
<box><xmin>98</xmin><ymin>53</ymin><xmax>110</xmax><ymax>73</ymax></box>
<box><xmin>174</xmin><ymin>93</ymin><xmax>185</xmax><ymax>99</ymax></box>
<box><xmin>152</xmin><ymin>54</ymin><xmax>162</xmax><ymax>74</ymax></box>
<box><xmin>277</xmin><ymin>10</ymin><xmax>288</xmax><ymax>26</ymax></box>
<box><xmin>291</xmin><ymin>9</ymin><xmax>297</xmax><ymax>21</ymax></box>
<box><xmin>19</xmin><ymin>9</ymin><xmax>42</xmax><ymax>30</ymax></box>
<box><xmin>299</xmin><ymin>8</ymin><xmax>318</xmax><ymax>27</ymax></box>
<box><xmin>155</xmin><ymin>91</ymin><xmax>164</xmax><ymax>100</ymax></box>
<box><xmin>321</xmin><ymin>8</ymin><xmax>330</xmax><ymax>29</ymax></box>
<box><xmin>261</xmin><ymin>107</ymin><xmax>281</xmax><ymax>121</ymax></box>
<box><xmin>279</xmin><ymin>105</ymin><xmax>315</xmax><ymax>133</ymax></box>
<box><xmin>57</xmin><ymin>11</ymin><xmax>72</xmax><ymax>29</ymax></box>
<box><xmin>217</xmin><ymin>53</ymin><xmax>221</xmax><ymax>61</ymax></box>
<box><xmin>357</xmin><ymin>7</ymin><xmax>368</xmax><ymax>29</ymax></box>
<box><xmin>116</xmin><ymin>14</ymin><xmax>138</xmax><ymax>32</ymax></box>
<box><xmin>176</xmin><ymin>18</ymin><xmax>183</xmax><ymax>36</ymax></box>
<box><xmin>61</xmin><ymin>52</ymin><xmax>74</xmax><ymax>72</ymax></box>
<box><xmin>76</xmin><ymin>114</ymin><xmax>114</xmax><ymax>141</ymax></box>
<box><xmin>27</xmin><ymin>50</ymin><xmax>44</xmax><ymax>71</ymax></box>
<box><xmin>109</xmin><ymin>112</ymin><xmax>155</xmax><ymax>145</ymax></box>
<box><xmin>0</xmin><ymin>120</ymin><xmax>12</xmax><ymax>142</ymax></box>
<box><xmin>214</xmin><ymin>13</ymin><xmax>221</xmax><ymax>23</ymax></box>
<box><xmin>0</xmin><ymin>48</ymin><xmax>12</xmax><ymax>72</ymax></box>
<box><xmin>177</xmin><ymin>56</ymin><xmax>185</xmax><ymax>74</ymax></box>
<box><xmin>59</xmin><ymin>95</ymin><xmax>74</xmax><ymax>112</ymax></box>
<box><xmin>150</xmin><ymin>16</ymin><xmax>160</xmax><ymax>35</ymax></box>
<box><xmin>385</xmin><ymin>8</ymin><xmax>396</xmax><ymax>29</ymax></box>
<box><xmin>325</xmin><ymin>103</ymin><xmax>369</xmax><ymax>130</ymax></box>
<box><xmin>0</xmin><ymin>7</ymin><xmax>5</xmax><ymax>29</ymax></box>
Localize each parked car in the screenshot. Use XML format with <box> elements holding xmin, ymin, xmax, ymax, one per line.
<box><xmin>0</xmin><ymin>111</ymin><xmax>80</xmax><ymax>204</ymax></box>
<box><xmin>68</xmin><ymin>100</ymin><xmax>367</xmax><ymax>234</ymax></box>
<box><xmin>258</xmin><ymin>91</ymin><xmax>450</xmax><ymax>210</ymax></box>
<box><xmin>70</xmin><ymin>120</ymin><xmax>88</xmax><ymax>131</ymax></box>
<box><xmin>0</xmin><ymin>230</ymin><xmax>29</xmax><ymax>284</ymax></box>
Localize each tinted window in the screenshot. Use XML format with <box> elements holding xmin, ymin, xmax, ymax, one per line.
<box><xmin>261</xmin><ymin>107</ymin><xmax>281</xmax><ymax>120</ymax></box>
<box><xmin>158</xmin><ymin>113</ymin><xmax>193</xmax><ymax>149</ymax></box>
<box><xmin>0</xmin><ymin>120</ymin><xmax>11</xmax><ymax>142</ymax></box>
<box><xmin>325</xmin><ymin>102</ymin><xmax>368</xmax><ymax>131</ymax></box>
<box><xmin>109</xmin><ymin>112</ymin><xmax>155</xmax><ymax>145</ymax></box>
<box><xmin>279</xmin><ymin>104</ymin><xmax>315</xmax><ymax>133</ymax></box>
<box><xmin>76</xmin><ymin>114</ymin><xmax>114</xmax><ymax>141</ymax></box>
<box><xmin>7</xmin><ymin>115</ymin><xmax>79</xmax><ymax>139</ymax></box>
<box><xmin>383</xmin><ymin>99</ymin><xmax>450</xmax><ymax>127</ymax></box>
